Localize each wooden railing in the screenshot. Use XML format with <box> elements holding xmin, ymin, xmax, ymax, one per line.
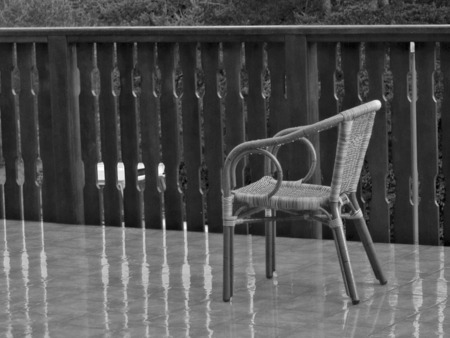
<box><xmin>0</xmin><ymin>25</ymin><xmax>449</xmax><ymax>245</ymax></box>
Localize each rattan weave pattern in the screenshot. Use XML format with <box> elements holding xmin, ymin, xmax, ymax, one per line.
<box><xmin>339</xmin><ymin>112</ymin><xmax>375</xmax><ymax>195</ymax></box>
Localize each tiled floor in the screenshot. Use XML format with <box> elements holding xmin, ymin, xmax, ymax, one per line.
<box><xmin>0</xmin><ymin>220</ymin><xmax>449</xmax><ymax>337</ymax></box>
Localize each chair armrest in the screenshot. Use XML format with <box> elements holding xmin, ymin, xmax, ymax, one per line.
<box><xmin>270</xmin><ymin>137</ymin><xmax>317</xmax><ymax>183</ymax></box>
<box><xmin>222</xmin><ymin>129</ymin><xmax>310</xmax><ymax>197</ymax></box>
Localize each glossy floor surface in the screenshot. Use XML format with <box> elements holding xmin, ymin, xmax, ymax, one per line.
<box><xmin>0</xmin><ymin>220</ymin><xmax>449</xmax><ymax>337</ymax></box>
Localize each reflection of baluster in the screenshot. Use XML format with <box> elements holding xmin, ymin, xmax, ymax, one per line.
<box><xmin>101</xmin><ymin>225</ymin><xmax>110</xmax><ymax>333</ymax></box>
<box><xmin>40</xmin><ymin>221</ymin><xmax>49</xmax><ymax>338</ymax></box>
<box><xmin>121</xmin><ymin>226</ymin><xmax>130</xmax><ymax>334</ymax></box>
<box><xmin>412</xmin><ymin>248</ymin><xmax>423</xmax><ymax>336</ymax></box>
<box><xmin>388</xmin><ymin>245</ymin><xmax>399</xmax><ymax>336</ymax></box>
<box><xmin>162</xmin><ymin>228</ymin><xmax>170</xmax><ymax>337</ymax></box>
<box><xmin>271</xmin><ymin>271</ymin><xmax>279</xmax><ymax>338</ymax></box>
<box><xmin>437</xmin><ymin>247</ymin><xmax>447</xmax><ymax>337</ymax></box>
<box><xmin>203</xmin><ymin>232</ymin><xmax>213</xmax><ymax>337</ymax></box>
<box><xmin>141</xmin><ymin>228</ymin><xmax>150</xmax><ymax>336</ymax></box>
<box><xmin>3</xmin><ymin>220</ymin><xmax>12</xmax><ymax>337</ymax></box>
<box><xmin>246</xmin><ymin>235</ymin><xmax>256</xmax><ymax>338</ymax></box>
<box><xmin>182</xmin><ymin>228</ymin><xmax>191</xmax><ymax>336</ymax></box>
<box><xmin>21</xmin><ymin>221</ymin><xmax>32</xmax><ymax>337</ymax></box>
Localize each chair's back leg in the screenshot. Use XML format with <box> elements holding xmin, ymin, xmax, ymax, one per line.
<box><xmin>352</xmin><ymin>215</ymin><xmax>387</xmax><ymax>285</ymax></box>
<box><xmin>348</xmin><ymin>193</ymin><xmax>387</xmax><ymax>285</ymax></box>
<box><xmin>265</xmin><ymin>209</ymin><xmax>276</xmax><ymax>278</ymax></box>
<box><xmin>223</xmin><ymin>226</ymin><xmax>234</xmax><ymax>301</ymax></box>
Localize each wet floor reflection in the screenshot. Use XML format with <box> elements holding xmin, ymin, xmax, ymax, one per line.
<box><xmin>246</xmin><ymin>235</ymin><xmax>256</xmax><ymax>338</ymax></box>
<box><xmin>437</xmin><ymin>247</ymin><xmax>447</xmax><ymax>338</ymax></box>
<box><xmin>101</xmin><ymin>225</ymin><xmax>110</xmax><ymax>334</ymax></box>
<box><xmin>2</xmin><ymin>219</ymin><xmax>12</xmax><ymax>337</ymax></box>
<box><xmin>20</xmin><ymin>220</ymin><xmax>32</xmax><ymax>337</ymax></box>
<box><xmin>412</xmin><ymin>249</ymin><xmax>423</xmax><ymax>337</ymax></box>
<box><xmin>203</xmin><ymin>231</ymin><xmax>213</xmax><ymax>337</ymax></box>
<box><xmin>121</xmin><ymin>225</ymin><xmax>130</xmax><ymax>335</ymax></box>
<box><xmin>161</xmin><ymin>227</ymin><xmax>170</xmax><ymax>338</ymax></box>
<box><xmin>182</xmin><ymin>227</ymin><xmax>191</xmax><ymax>336</ymax></box>
<box><xmin>39</xmin><ymin>221</ymin><xmax>49</xmax><ymax>338</ymax></box>
<box><xmin>0</xmin><ymin>220</ymin><xmax>449</xmax><ymax>337</ymax></box>
<box><xmin>141</xmin><ymin>227</ymin><xmax>150</xmax><ymax>336</ymax></box>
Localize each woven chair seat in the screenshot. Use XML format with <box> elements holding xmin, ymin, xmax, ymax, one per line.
<box><xmin>232</xmin><ymin>176</ymin><xmax>331</xmax><ymax>210</ymax></box>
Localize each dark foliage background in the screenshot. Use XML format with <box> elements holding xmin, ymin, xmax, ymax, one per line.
<box><xmin>1</xmin><ymin>0</ymin><xmax>450</xmax><ymax>27</ymax></box>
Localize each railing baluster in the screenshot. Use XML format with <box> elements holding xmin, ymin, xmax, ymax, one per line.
<box><xmin>138</xmin><ymin>42</ymin><xmax>163</xmax><ymax>229</ymax></box>
<box><xmin>223</xmin><ymin>42</ymin><xmax>245</xmax><ymax>235</ymax></box>
<box><xmin>223</xmin><ymin>42</ymin><xmax>245</xmax><ymax>175</ymax></box>
<box><xmin>267</xmin><ymin>42</ymin><xmax>287</xmax><ymax>164</ymax></box>
<box><xmin>36</xmin><ymin>43</ymin><xmax>57</xmax><ymax>223</ymax></box>
<box><xmin>245</xmin><ymin>42</ymin><xmax>266</xmax><ymax>182</ymax></box>
<box><xmin>267</xmin><ymin>42</ymin><xmax>291</xmax><ymax>137</ymax></box>
<box><xmin>440</xmin><ymin>42</ymin><xmax>450</xmax><ymax>246</ymax></box>
<box><xmin>78</xmin><ymin>43</ymin><xmax>101</xmax><ymax>225</ymax></box>
<box><xmin>266</xmin><ymin>42</ymin><xmax>287</xmax><ymax>236</ymax></box>
<box><xmin>307</xmin><ymin>42</ymin><xmax>322</xmax><ymax>238</ymax></box>
<box><xmin>118</xmin><ymin>43</ymin><xmax>142</xmax><ymax>228</ymax></box>
<box><xmin>201</xmin><ymin>42</ymin><xmax>223</xmax><ymax>233</ymax></box>
<box><xmin>0</xmin><ymin>43</ymin><xmax>22</xmax><ymax>220</ymax></box>
<box><xmin>317</xmin><ymin>42</ymin><xmax>338</xmax><ymax>240</ymax></box>
<box><xmin>341</xmin><ymin>42</ymin><xmax>362</xmax><ymax>241</ymax></box>
<box><xmin>245</xmin><ymin>41</ymin><xmax>266</xmax><ymax>236</ymax></box>
<box><xmin>285</xmin><ymin>35</ymin><xmax>318</xmax><ymax>238</ymax></box>
<box><xmin>158</xmin><ymin>43</ymin><xmax>184</xmax><ymax>230</ymax></box>
<box><xmin>49</xmin><ymin>38</ymin><xmax>85</xmax><ymax>224</ymax></box>
<box><xmin>391</xmin><ymin>42</ymin><xmax>414</xmax><ymax>244</ymax></box>
<box><xmin>46</xmin><ymin>38</ymin><xmax>85</xmax><ymax>224</ymax></box>
<box><xmin>365</xmin><ymin>42</ymin><xmax>390</xmax><ymax>243</ymax></box>
<box><xmin>18</xmin><ymin>43</ymin><xmax>41</xmax><ymax>221</ymax></box>
<box><xmin>180</xmin><ymin>42</ymin><xmax>204</xmax><ymax>232</ymax></box>
<box><xmin>416</xmin><ymin>42</ymin><xmax>439</xmax><ymax>245</ymax></box>
<box><xmin>98</xmin><ymin>43</ymin><xmax>122</xmax><ymax>226</ymax></box>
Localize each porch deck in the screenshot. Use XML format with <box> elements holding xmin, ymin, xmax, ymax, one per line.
<box><xmin>0</xmin><ymin>220</ymin><xmax>448</xmax><ymax>337</ymax></box>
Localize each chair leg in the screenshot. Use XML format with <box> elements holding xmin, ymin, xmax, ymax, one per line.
<box><xmin>331</xmin><ymin>219</ymin><xmax>360</xmax><ymax>305</ymax></box>
<box><xmin>223</xmin><ymin>225</ymin><xmax>234</xmax><ymax>302</ymax></box>
<box><xmin>353</xmin><ymin>215</ymin><xmax>387</xmax><ymax>285</ymax></box>
<box><xmin>265</xmin><ymin>209</ymin><xmax>276</xmax><ymax>279</ymax></box>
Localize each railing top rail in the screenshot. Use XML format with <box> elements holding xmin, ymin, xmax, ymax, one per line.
<box><xmin>2</xmin><ymin>25</ymin><xmax>450</xmax><ymax>43</ymax></box>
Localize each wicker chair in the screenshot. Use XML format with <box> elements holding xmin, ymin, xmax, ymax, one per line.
<box><xmin>222</xmin><ymin>100</ymin><xmax>387</xmax><ymax>305</ymax></box>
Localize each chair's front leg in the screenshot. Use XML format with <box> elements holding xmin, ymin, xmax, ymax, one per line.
<box><xmin>223</xmin><ymin>225</ymin><xmax>234</xmax><ymax>302</ymax></box>
<box><xmin>330</xmin><ymin>203</ymin><xmax>360</xmax><ymax>305</ymax></box>
<box><xmin>223</xmin><ymin>195</ymin><xmax>236</xmax><ymax>302</ymax></box>
<box><xmin>265</xmin><ymin>209</ymin><xmax>276</xmax><ymax>278</ymax></box>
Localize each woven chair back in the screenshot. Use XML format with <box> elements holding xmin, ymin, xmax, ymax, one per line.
<box><xmin>330</xmin><ymin>112</ymin><xmax>376</xmax><ymax>202</ymax></box>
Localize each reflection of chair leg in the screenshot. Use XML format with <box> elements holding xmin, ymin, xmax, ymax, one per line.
<box><xmin>353</xmin><ymin>215</ymin><xmax>387</xmax><ymax>285</ymax></box>
<box><xmin>331</xmin><ymin>219</ymin><xmax>360</xmax><ymax>305</ymax></box>
<box><xmin>265</xmin><ymin>209</ymin><xmax>276</xmax><ymax>279</ymax></box>
<box><xmin>223</xmin><ymin>226</ymin><xmax>234</xmax><ymax>302</ymax></box>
